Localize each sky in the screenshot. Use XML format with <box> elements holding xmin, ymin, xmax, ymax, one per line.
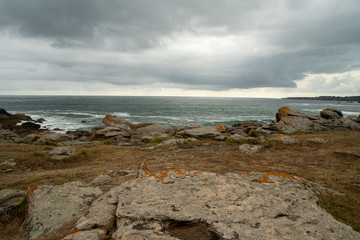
<box><xmin>0</xmin><ymin>0</ymin><xmax>359</xmax><ymax>98</ymax></box>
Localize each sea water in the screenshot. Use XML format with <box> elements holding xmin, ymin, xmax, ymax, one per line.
<box><xmin>0</xmin><ymin>96</ymin><xmax>359</xmax><ymax>132</ymax></box>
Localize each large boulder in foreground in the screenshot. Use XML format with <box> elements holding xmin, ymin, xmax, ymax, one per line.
<box><xmin>61</xmin><ymin>170</ymin><xmax>359</xmax><ymax>240</ymax></box>
<box><xmin>25</xmin><ymin>182</ymin><xmax>103</xmax><ymax>239</ymax></box>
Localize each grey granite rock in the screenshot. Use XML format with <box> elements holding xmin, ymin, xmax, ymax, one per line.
<box><xmin>102</xmin><ymin>114</ymin><xmax>134</xmax><ymax>129</ymax></box>
<box><xmin>238</xmin><ymin>144</ymin><xmax>262</xmax><ymax>154</ymax></box>
<box><xmin>109</xmin><ymin>170</ymin><xmax>360</xmax><ymax>240</ymax></box>
<box><xmin>320</xmin><ymin>108</ymin><xmax>343</xmax><ymax>119</ymax></box>
<box><xmin>176</xmin><ymin>126</ymin><xmax>224</xmax><ymax>139</ymax></box>
<box><xmin>25</xmin><ymin>181</ymin><xmax>103</xmax><ymax>239</ymax></box>
<box><xmin>62</xmin><ymin>229</ymin><xmax>107</xmax><ymax>240</ymax></box>
<box><xmin>0</xmin><ymin>159</ymin><xmax>17</xmax><ymax>167</ymax></box>
<box><xmin>49</xmin><ymin>147</ymin><xmax>77</xmax><ymax>159</ymax></box>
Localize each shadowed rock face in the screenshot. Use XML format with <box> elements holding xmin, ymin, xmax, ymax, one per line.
<box><xmin>0</xmin><ymin>108</ymin><xmax>34</xmax><ymax>132</ymax></box>
<box><xmin>55</xmin><ymin>170</ymin><xmax>360</xmax><ymax>240</ymax></box>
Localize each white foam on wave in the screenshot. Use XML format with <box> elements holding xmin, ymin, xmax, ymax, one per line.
<box><xmin>111</xmin><ymin>112</ymin><xmax>131</xmax><ymax>118</ymax></box>
<box><xmin>342</xmin><ymin>111</ymin><xmax>360</xmax><ymax>116</ymax></box>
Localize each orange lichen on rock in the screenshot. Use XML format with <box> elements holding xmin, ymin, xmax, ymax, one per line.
<box><xmin>137</xmin><ymin>161</ymin><xmax>149</xmax><ymax>176</ymax></box>
<box><xmin>254</xmin><ymin>173</ymin><xmax>302</xmax><ymax>184</ymax></box>
<box><xmin>147</xmin><ymin>169</ymin><xmax>193</xmax><ymax>184</ymax></box>
<box><xmin>103</xmin><ymin>114</ymin><xmax>114</xmax><ymax>121</ymax></box>
<box><xmin>21</xmin><ymin>185</ymin><xmax>45</xmax><ymax>230</ymax></box>
<box><xmin>204</xmin><ymin>178</ymin><xmax>208</xmax><ymax>182</ymax></box>
<box><xmin>69</xmin><ymin>228</ymin><xmax>81</xmax><ymax>235</ymax></box>
<box><xmin>213</xmin><ymin>125</ymin><xmax>226</xmax><ymax>132</ymax></box>
<box><xmin>272</xmin><ymin>135</ymin><xmax>284</xmax><ymax>139</ymax></box>
<box><xmin>278</xmin><ymin>107</ymin><xmax>291</xmax><ymax>115</ymax></box>
<box><xmin>193</xmin><ymin>171</ymin><xmax>200</xmax><ymax>176</ymax></box>
<box><xmin>283</xmin><ymin>116</ymin><xmax>295</xmax><ymax>120</ymax></box>
<box><xmin>153</xmin><ymin>231</ymin><xmax>164</xmax><ymax>236</ymax></box>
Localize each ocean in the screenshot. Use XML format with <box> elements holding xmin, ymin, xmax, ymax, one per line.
<box><xmin>1</xmin><ymin>96</ymin><xmax>359</xmax><ymax>132</ymax></box>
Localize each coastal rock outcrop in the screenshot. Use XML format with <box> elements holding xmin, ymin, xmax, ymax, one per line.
<box><xmin>275</xmin><ymin>106</ymin><xmax>360</xmax><ymax>133</ymax></box>
<box><xmin>131</xmin><ymin>123</ymin><xmax>175</xmax><ymax>144</ymax></box>
<box><xmin>320</xmin><ymin>108</ymin><xmax>343</xmax><ymax>119</ymax></box>
<box><xmin>275</xmin><ymin>106</ymin><xmax>316</xmax><ymax>122</ymax></box>
<box><xmin>58</xmin><ymin>170</ymin><xmax>360</xmax><ymax>240</ymax></box>
<box><xmin>0</xmin><ymin>108</ymin><xmax>42</xmax><ymax>135</ymax></box>
<box><xmin>176</xmin><ymin>126</ymin><xmax>225</xmax><ymax>140</ymax></box>
<box><xmin>102</xmin><ymin>114</ymin><xmax>135</xmax><ymax>129</ymax></box>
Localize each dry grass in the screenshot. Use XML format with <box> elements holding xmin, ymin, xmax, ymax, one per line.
<box><xmin>0</xmin><ymin>130</ymin><xmax>359</xmax><ymax>238</ymax></box>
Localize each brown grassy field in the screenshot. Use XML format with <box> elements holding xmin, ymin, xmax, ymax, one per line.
<box><xmin>1</xmin><ymin>130</ymin><xmax>359</xmax><ymax>239</ymax></box>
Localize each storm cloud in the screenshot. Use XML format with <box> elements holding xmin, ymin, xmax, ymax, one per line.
<box><xmin>0</xmin><ymin>0</ymin><xmax>359</xmax><ymax>94</ymax></box>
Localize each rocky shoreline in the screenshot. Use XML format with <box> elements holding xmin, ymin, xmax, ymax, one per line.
<box><xmin>1</xmin><ymin>107</ymin><xmax>360</xmax><ymax>239</ymax></box>
<box><xmin>1</xmin><ymin>107</ymin><xmax>359</xmax><ymax>148</ymax></box>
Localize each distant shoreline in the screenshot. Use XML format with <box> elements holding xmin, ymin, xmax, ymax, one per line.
<box><xmin>284</xmin><ymin>96</ymin><xmax>360</xmax><ymax>102</ymax></box>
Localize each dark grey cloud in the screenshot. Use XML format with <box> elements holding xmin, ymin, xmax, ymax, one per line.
<box><xmin>0</xmin><ymin>0</ymin><xmax>359</xmax><ymax>92</ymax></box>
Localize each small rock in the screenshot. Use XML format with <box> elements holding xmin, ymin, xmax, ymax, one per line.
<box><xmin>137</xmin><ymin>162</ymin><xmax>150</xmax><ymax>178</ymax></box>
<box><xmin>89</xmin><ymin>173</ymin><xmax>113</xmax><ymax>186</ymax></box>
<box><xmin>270</xmin><ymin>135</ymin><xmax>299</xmax><ymax>144</ymax></box>
<box><xmin>0</xmin><ymin>159</ymin><xmax>17</xmax><ymax>167</ymax></box>
<box><xmin>4</xmin><ymin>169</ymin><xmax>14</xmax><ymax>173</ymax></box>
<box><xmin>35</xmin><ymin>118</ymin><xmax>45</xmax><ymax>123</ymax></box>
<box><xmin>238</xmin><ymin>144</ymin><xmax>262</xmax><ymax>154</ymax></box>
<box><xmin>307</xmin><ymin>138</ymin><xmax>329</xmax><ymax>143</ymax></box>
<box><xmin>346</xmin><ymin>115</ymin><xmax>359</xmax><ymax>123</ymax></box>
<box><xmin>81</xmin><ymin>120</ymin><xmax>87</xmax><ymax>123</ymax></box>
<box><xmin>16</xmin><ymin>133</ymin><xmax>40</xmax><ymax>143</ymax></box>
<box><xmin>49</xmin><ymin>147</ymin><xmax>77</xmax><ymax>159</ymax></box>
<box><xmin>335</xmin><ymin>150</ymin><xmax>360</xmax><ymax>158</ymax></box>
<box><xmin>156</xmin><ymin>138</ymin><xmax>198</xmax><ymax>147</ymax></box>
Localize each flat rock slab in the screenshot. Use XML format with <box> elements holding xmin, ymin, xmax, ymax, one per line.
<box><xmin>25</xmin><ymin>181</ymin><xmax>103</xmax><ymax>239</ymax></box>
<box><xmin>238</xmin><ymin>144</ymin><xmax>262</xmax><ymax>154</ymax></box>
<box><xmin>49</xmin><ymin>147</ymin><xmax>77</xmax><ymax>159</ymax></box>
<box><xmin>108</xmin><ymin>170</ymin><xmax>359</xmax><ymax>239</ymax></box>
<box><xmin>177</xmin><ymin>126</ymin><xmax>223</xmax><ymax>139</ymax></box>
<box><xmin>335</xmin><ymin>150</ymin><xmax>360</xmax><ymax>158</ymax></box>
<box><xmin>0</xmin><ymin>159</ymin><xmax>17</xmax><ymax>167</ymax></box>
